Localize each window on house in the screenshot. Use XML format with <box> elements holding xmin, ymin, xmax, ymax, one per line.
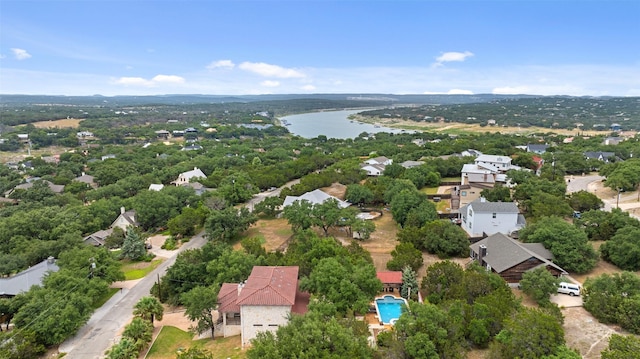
<box><xmin>469</xmin><ymin>209</ymin><xmax>473</xmax><ymax>217</ymax></box>
<box><xmin>253</xmin><ymin>324</ymin><xmax>263</xmax><ymax>327</ymax></box>
<box><xmin>268</xmin><ymin>324</ymin><xmax>278</xmax><ymax>327</ymax></box>
<box><xmin>461</xmin><ymin>191</ymin><xmax>467</xmax><ymax>196</ymax></box>
<box><xmin>492</xmin><ymin>213</ymin><xmax>497</xmax><ymax>218</ymax></box>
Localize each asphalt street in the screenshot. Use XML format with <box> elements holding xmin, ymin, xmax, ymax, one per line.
<box><xmin>59</xmin><ymin>231</ymin><xmax>207</xmax><ymax>359</ymax></box>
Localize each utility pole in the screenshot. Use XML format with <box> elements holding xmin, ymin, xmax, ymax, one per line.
<box><xmin>617</xmin><ymin>188</ymin><xmax>621</xmax><ymax>209</ymax></box>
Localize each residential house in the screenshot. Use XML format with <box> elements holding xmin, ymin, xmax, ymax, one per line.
<box><xmin>217</xmin><ymin>266</ymin><xmax>309</xmax><ymax>347</ymax></box>
<box><xmin>282</xmin><ymin>189</ymin><xmax>350</xmax><ymax>208</ymax></box>
<box><xmin>76</xmin><ymin>131</ymin><xmax>94</xmax><ymax>139</ymax></box>
<box><xmin>455</xmin><ymin>182</ymin><xmax>495</xmax><ymax>208</ymax></box>
<box><xmin>526</xmin><ymin>144</ymin><xmax>549</xmax><ymax>154</ymax></box>
<box><xmin>377</xmin><ymin>271</ymin><xmax>402</xmax><ymax>293</ymax></box>
<box><xmin>460</xmin><ymin>197</ymin><xmax>524</xmax><ymax>238</ymax></box>
<box><xmin>17</xmin><ymin>134</ymin><xmax>29</xmax><ymax>143</ymax></box>
<box><xmin>83</xmin><ymin>229</ymin><xmax>114</xmax><ymax>246</ymax></box>
<box><xmin>603</xmin><ymin>137</ymin><xmax>624</xmax><ymax>146</ymax></box>
<box><xmin>411</xmin><ymin>139</ymin><xmax>426</xmax><ymax>146</ymax></box>
<box><xmin>400</xmin><ymin>160</ymin><xmax>425</xmax><ymax>169</ymax></box>
<box><xmin>101</xmin><ymin>154</ymin><xmax>116</xmax><ymax>161</ymax></box>
<box><xmin>4</xmin><ymin>180</ymin><xmax>65</xmax><ymax>198</ymax></box>
<box><xmin>361</xmin><ymin>156</ymin><xmax>393</xmax><ymax>176</ymax></box>
<box><xmin>0</xmin><ymin>257</ymin><xmax>59</xmax><ymax>297</ymax></box>
<box><xmin>171</xmin><ymin>167</ymin><xmax>207</xmax><ymax>185</ymax></box>
<box><xmin>460</xmin><ymin>149</ymin><xmax>483</xmax><ymax>157</ymax></box>
<box><xmin>155</xmin><ymin>130</ymin><xmax>171</xmax><ymax>139</ymax></box>
<box><xmin>180</xmin><ymin>182</ymin><xmax>209</xmax><ymax>196</ymax></box>
<box><xmin>181</xmin><ymin>144</ymin><xmax>203</xmax><ymax>151</ymax></box>
<box><xmin>584</xmin><ymin>151</ymin><xmax>616</xmax><ymax>162</ymax></box>
<box><xmin>149</xmin><ymin>184</ymin><xmax>164</xmax><ymax>191</ymax></box>
<box><xmin>111</xmin><ymin>207</ymin><xmax>138</xmax><ymax>232</ymax></box>
<box><xmin>74</xmin><ymin>172</ymin><xmax>98</xmax><ymax>188</ymax></box>
<box><xmin>469</xmin><ymin>233</ymin><xmax>567</xmax><ymax>283</ymax></box>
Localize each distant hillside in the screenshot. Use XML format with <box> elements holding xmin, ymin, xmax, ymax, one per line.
<box><xmin>359</xmin><ymin>96</ymin><xmax>640</xmax><ymax>131</ymax></box>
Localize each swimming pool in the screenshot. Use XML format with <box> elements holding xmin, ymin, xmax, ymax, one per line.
<box><xmin>374</xmin><ymin>295</ymin><xmax>408</xmax><ymax>325</ymax></box>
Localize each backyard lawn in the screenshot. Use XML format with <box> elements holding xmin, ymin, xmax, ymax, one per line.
<box><xmin>146</xmin><ymin>326</ymin><xmax>245</xmax><ymax>359</ymax></box>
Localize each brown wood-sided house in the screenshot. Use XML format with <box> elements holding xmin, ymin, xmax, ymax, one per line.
<box><xmin>469</xmin><ymin>233</ymin><xmax>567</xmax><ymax>284</ymax></box>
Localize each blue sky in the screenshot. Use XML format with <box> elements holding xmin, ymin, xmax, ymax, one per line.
<box><xmin>1</xmin><ymin>0</ymin><xmax>639</xmax><ymax>96</ymax></box>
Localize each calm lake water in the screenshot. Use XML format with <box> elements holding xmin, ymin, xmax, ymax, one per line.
<box><xmin>279</xmin><ymin>109</ymin><xmax>407</xmax><ymax>139</ymax></box>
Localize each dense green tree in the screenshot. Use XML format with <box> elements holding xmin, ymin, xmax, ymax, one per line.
<box><xmin>122</xmin><ymin>317</ymin><xmax>153</xmax><ymax>352</ymax></box>
<box><xmin>421</xmin><ymin>220</ymin><xmax>469</xmax><ymax>258</ymax></box>
<box><xmin>133</xmin><ymin>296</ymin><xmax>164</xmax><ymax>326</ymax></box>
<box><xmin>120</xmin><ymin>230</ymin><xmax>147</xmax><ymax>261</ymax></box>
<box><xmin>583</xmin><ymin>272</ymin><xmax>640</xmax><ymax>334</ymax></box>
<box><xmin>106</xmin><ymin>337</ymin><xmax>139</xmax><ymax>359</ymax></box>
<box><xmin>0</xmin><ymin>330</ymin><xmax>45</xmax><ymax>359</ymax></box>
<box><xmin>132</xmin><ymin>190</ymin><xmax>180</xmax><ymax>230</ymax></box>
<box><xmin>600</xmin><ymin>225</ymin><xmax>640</xmax><ymax>270</ymax></box>
<box><xmin>345</xmin><ymin>183</ymin><xmax>374</xmax><ymax>206</ymax></box>
<box><xmin>351</xmin><ymin>218</ymin><xmax>376</xmax><ymax>240</ymax></box>
<box><xmin>181</xmin><ymin>286</ymin><xmax>219</xmax><ymax>339</ymax></box>
<box><xmin>575</xmin><ymin>208</ymin><xmax>640</xmax><ymax>241</ymax></box>
<box><xmin>311</xmin><ymin>198</ymin><xmax>344</xmax><ymax>236</ymax></box>
<box><xmin>601</xmin><ymin>334</ymin><xmax>640</xmax><ymax>359</ymax></box>
<box><xmin>568</xmin><ymin>190</ymin><xmax>603</xmax><ymax>212</ymax></box>
<box><xmin>301</xmin><ymin>257</ymin><xmax>381</xmax><ymax>315</ymax></box>
<box><xmin>217</xmin><ymin>172</ymin><xmax>258</xmax><ymax>205</ymax></box>
<box><xmin>421</xmin><ymin>260</ymin><xmax>466</xmax><ymax>304</ymax></box>
<box><xmin>246</xmin><ymin>313</ymin><xmax>374</xmax><ymax>359</ymax></box>
<box><xmin>519</xmin><ymin>267</ymin><xmax>561</xmax><ymax>306</ymax></box>
<box><xmin>480</xmin><ymin>183</ymin><xmax>512</xmax><ymax>203</ymax></box>
<box><xmin>400</xmin><ymin>265</ymin><xmax>419</xmax><ymax>301</ymax></box>
<box><xmin>206</xmin><ymin>247</ymin><xmax>257</xmax><ymax>285</ymax></box>
<box><xmin>387</xmin><ymin>242</ymin><xmax>423</xmax><ymax>272</ymax></box>
<box><xmin>491</xmin><ymin>307</ymin><xmax>566</xmax><ymax>359</ymax></box>
<box><xmin>252</xmin><ymin>196</ymin><xmax>283</xmax><ymax>217</ymax></box>
<box><xmin>205</xmin><ymin>207</ymin><xmax>257</xmax><ymax>242</ymax></box>
<box><xmin>520</xmin><ymin>216</ymin><xmax>597</xmax><ymax>273</ymax></box>
<box><xmin>282</xmin><ymin>200</ymin><xmax>314</xmax><ymax>232</ymax></box>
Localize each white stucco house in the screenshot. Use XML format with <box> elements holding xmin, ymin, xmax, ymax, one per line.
<box><xmin>217</xmin><ymin>266</ymin><xmax>309</xmax><ymax>347</ymax></box>
<box><xmin>459</xmin><ymin>198</ymin><xmax>525</xmax><ymax>237</ymax></box>
<box><xmin>111</xmin><ymin>207</ymin><xmax>138</xmax><ymax>232</ymax></box>
<box><xmin>171</xmin><ymin>167</ymin><xmax>207</xmax><ymax>185</ymax></box>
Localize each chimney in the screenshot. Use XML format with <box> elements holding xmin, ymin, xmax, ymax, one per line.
<box><xmin>194</xmin><ymin>167</ymin><xmax>197</xmax><ymax>171</ymax></box>
<box><xmin>237</xmin><ymin>282</ymin><xmax>244</xmax><ymax>296</ymax></box>
<box><xmin>120</xmin><ymin>207</ymin><xmax>125</xmax><ymax>214</ymax></box>
<box><xmin>81</xmin><ymin>171</ymin><xmax>86</xmax><ymax>177</ymax></box>
<box><xmin>478</xmin><ymin>244</ymin><xmax>487</xmax><ymax>265</ymax></box>
<box><xmin>480</xmin><ymin>197</ymin><xmax>486</xmax><ymax>203</ymax></box>
<box><xmin>47</xmin><ymin>256</ymin><xmax>55</xmax><ymax>264</ymax></box>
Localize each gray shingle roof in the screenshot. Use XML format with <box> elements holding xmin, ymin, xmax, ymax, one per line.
<box><xmin>0</xmin><ymin>257</ymin><xmax>59</xmax><ymax>296</ymax></box>
<box><xmin>468</xmin><ymin>198</ymin><xmax>519</xmax><ymax>213</ymax></box>
<box><xmin>469</xmin><ymin>233</ymin><xmax>566</xmax><ymax>274</ymax></box>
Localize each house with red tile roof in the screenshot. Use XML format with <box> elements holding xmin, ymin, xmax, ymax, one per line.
<box><xmin>217</xmin><ymin>266</ymin><xmax>309</xmax><ymax>347</ymax></box>
<box><xmin>376</xmin><ymin>271</ymin><xmax>402</xmax><ymax>293</ymax></box>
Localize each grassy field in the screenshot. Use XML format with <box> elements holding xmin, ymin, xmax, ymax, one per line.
<box><xmin>146</xmin><ymin>326</ymin><xmax>244</xmax><ymax>359</ymax></box>
<box><xmin>121</xmin><ymin>259</ymin><xmax>164</xmax><ymax>280</ymax></box>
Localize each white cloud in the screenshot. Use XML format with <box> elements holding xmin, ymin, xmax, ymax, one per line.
<box><xmin>447</xmin><ymin>89</ymin><xmax>473</xmax><ymax>95</ymax></box>
<box><xmin>112</xmin><ymin>74</ymin><xmax>185</xmax><ymax>87</ymax></box>
<box><xmin>301</xmin><ymin>84</ymin><xmax>316</xmax><ymax>91</ymax></box>
<box><xmin>152</xmin><ymin>74</ymin><xmax>185</xmax><ymax>84</ymax></box>
<box><xmin>434</xmin><ymin>51</ymin><xmax>473</xmax><ymax>67</ymax></box>
<box><xmin>11</xmin><ymin>48</ymin><xmax>32</xmax><ymax>60</ymax></box>
<box><xmin>238</xmin><ymin>62</ymin><xmax>305</xmax><ymax>78</ymax></box>
<box><xmin>261</xmin><ymin>80</ymin><xmax>280</xmax><ymax>87</ymax></box>
<box><xmin>207</xmin><ymin>60</ymin><xmax>235</xmax><ymax>70</ymax></box>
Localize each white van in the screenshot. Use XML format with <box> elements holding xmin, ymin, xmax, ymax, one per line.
<box><xmin>557</xmin><ymin>282</ymin><xmax>581</xmax><ymax>296</ymax></box>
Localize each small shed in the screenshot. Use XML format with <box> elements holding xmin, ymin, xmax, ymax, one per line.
<box><xmin>376</xmin><ymin>271</ymin><xmax>402</xmax><ymax>293</ymax></box>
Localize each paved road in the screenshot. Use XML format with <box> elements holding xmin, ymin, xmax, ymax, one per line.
<box><xmin>59</xmin><ymin>231</ymin><xmax>207</xmax><ymax>359</ymax></box>
<box><xmin>59</xmin><ymin>178</ymin><xmax>300</xmax><ymax>358</ymax></box>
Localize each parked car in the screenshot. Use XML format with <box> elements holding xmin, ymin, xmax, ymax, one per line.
<box><xmin>558</xmin><ymin>282</ymin><xmax>581</xmax><ymax>296</ymax></box>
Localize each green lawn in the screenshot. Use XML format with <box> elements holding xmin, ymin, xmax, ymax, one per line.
<box><xmin>121</xmin><ymin>259</ymin><xmax>164</xmax><ymax>280</ymax></box>
<box><xmin>92</xmin><ymin>288</ymin><xmax>119</xmax><ymax>309</ymax></box>
<box><xmin>146</xmin><ymin>326</ymin><xmax>244</xmax><ymax>359</ymax></box>
<box><xmin>420</xmin><ymin>187</ymin><xmax>439</xmax><ymax>194</ymax></box>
